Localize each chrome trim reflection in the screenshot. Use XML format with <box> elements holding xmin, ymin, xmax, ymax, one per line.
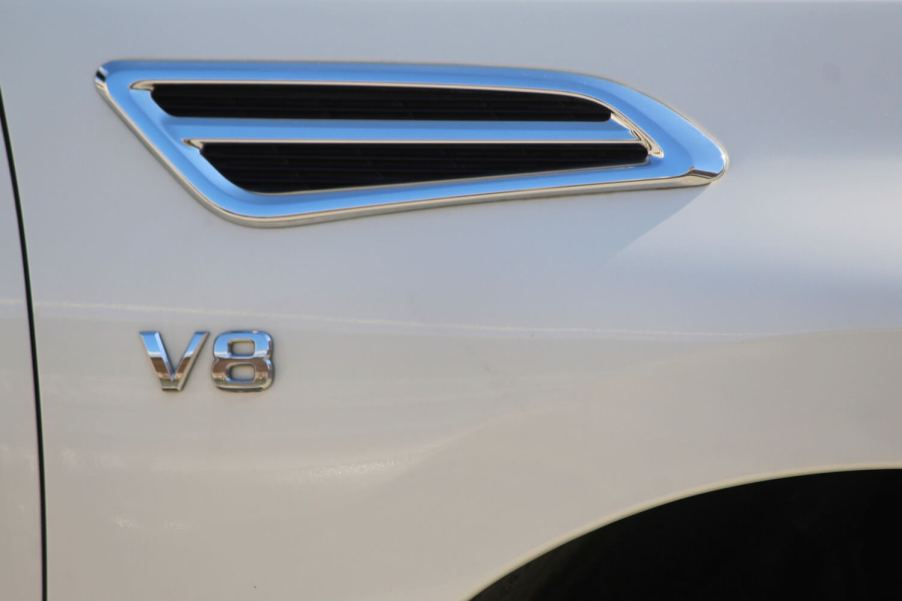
<box><xmin>96</xmin><ymin>61</ymin><xmax>727</xmax><ymax>227</ymax></box>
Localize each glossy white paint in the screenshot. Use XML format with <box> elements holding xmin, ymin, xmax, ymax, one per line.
<box><xmin>0</xmin><ymin>121</ymin><xmax>41</xmax><ymax>599</ymax></box>
<box><xmin>2</xmin><ymin>1</ymin><xmax>902</xmax><ymax>599</ymax></box>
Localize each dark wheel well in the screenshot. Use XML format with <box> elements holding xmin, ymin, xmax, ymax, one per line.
<box><xmin>472</xmin><ymin>469</ymin><xmax>902</xmax><ymax>600</ymax></box>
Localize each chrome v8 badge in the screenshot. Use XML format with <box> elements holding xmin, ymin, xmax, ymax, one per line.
<box><xmin>140</xmin><ymin>330</ymin><xmax>274</xmax><ymax>392</ymax></box>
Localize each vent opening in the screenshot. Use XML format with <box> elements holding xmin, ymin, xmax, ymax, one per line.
<box><xmin>200</xmin><ymin>142</ymin><xmax>649</xmax><ymax>193</ymax></box>
<box><xmin>151</xmin><ymin>84</ymin><xmax>613</xmax><ymax>121</ymax></box>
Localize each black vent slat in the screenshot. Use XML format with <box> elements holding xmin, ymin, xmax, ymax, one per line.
<box><xmin>201</xmin><ymin>143</ymin><xmax>647</xmax><ymax>193</ymax></box>
<box><xmin>151</xmin><ymin>84</ymin><xmax>611</xmax><ymax>121</ymax></box>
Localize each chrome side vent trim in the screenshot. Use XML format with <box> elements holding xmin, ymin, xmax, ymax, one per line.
<box><xmin>96</xmin><ymin>61</ymin><xmax>727</xmax><ymax>227</ymax></box>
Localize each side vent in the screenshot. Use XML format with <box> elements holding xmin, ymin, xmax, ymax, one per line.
<box><xmin>96</xmin><ymin>62</ymin><xmax>727</xmax><ymax>227</ymax></box>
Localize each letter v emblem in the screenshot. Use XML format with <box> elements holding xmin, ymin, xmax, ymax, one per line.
<box><xmin>139</xmin><ymin>331</ymin><xmax>209</xmax><ymax>391</ymax></box>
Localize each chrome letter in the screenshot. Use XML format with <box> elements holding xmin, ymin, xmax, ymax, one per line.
<box><xmin>211</xmin><ymin>331</ymin><xmax>274</xmax><ymax>391</ymax></box>
<box><xmin>139</xmin><ymin>331</ymin><xmax>209</xmax><ymax>391</ymax></box>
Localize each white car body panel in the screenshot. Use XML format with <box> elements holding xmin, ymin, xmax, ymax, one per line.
<box><xmin>2</xmin><ymin>0</ymin><xmax>902</xmax><ymax>599</ymax></box>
